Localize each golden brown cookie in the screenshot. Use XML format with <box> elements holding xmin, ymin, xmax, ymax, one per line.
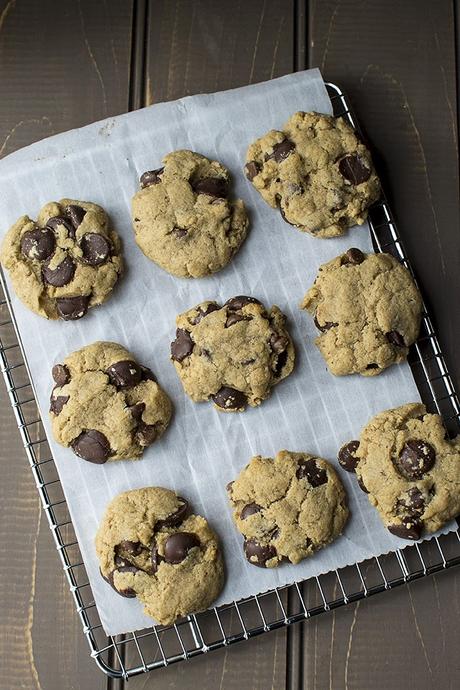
<box><xmin>227</xmin><ymin>450</ymin><xmax>349</xmax><ymax>567</ymax></box>
<box><xmin>96</xmin><ymin>487</ymin><xmax>224</xmax><ymax>625</ymax></box>
<box><xmin>0</xmin><ymin>199</ymin><xmax>123</xmax><ymax>319</ymax></box>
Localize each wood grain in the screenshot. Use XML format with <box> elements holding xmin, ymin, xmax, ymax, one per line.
<box><xmin>0</xmin><ymin>1</ymin><xmax>133</xmax><ymax>688</ymax></box>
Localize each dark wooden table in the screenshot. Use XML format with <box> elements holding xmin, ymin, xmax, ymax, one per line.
<box><xmin>1</xmin><ymin>2</ymin><xmax>459</xmax><ymax>688</ymax></box>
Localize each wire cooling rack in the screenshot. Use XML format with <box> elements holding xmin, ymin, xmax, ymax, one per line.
<box><xmin>1</xmin><ymin>82</ymin><xmax>460</xmax><ymax>679</ymax></box>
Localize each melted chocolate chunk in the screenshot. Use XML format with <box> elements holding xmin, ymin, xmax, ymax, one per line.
<box><xmin>212</xmin><ymin>386</ymin><xmax>247</xmax><ymax>410</ymax></box>
<box><xmin>140</xmin><ymin>168</ymin><xmax>164</xmax><ymax>188</ymax></box>
<box><xmin>20</xmin><ymin>227</ymin><xmax>56</xmax><ymax>261</ymax></box>
<box><xmin>296</xmin><ymin>458</ymin><xmax>328</xmax><ymax>487</ymax></box>
<box><xmin>240</xmin><ymin>502</ymin><xmax>262</xmax><ymax>520</ymax></box>
<box><xmin>244</xmin><ymin>538</ymin><xmax>277</xmax><ymax>568</ymax></box>
<box><xmin>164</xmin><ymin>532</ymin><xmax>200</xmax><ymax>564</ymax></box>
<box><xmin>56</xmin><ymin>295</ymin><xmax>89</xmax><ymax>320</ymax></box>
<box><xmin>338</xmin><ymin>440</ymin><xmax>360</xmax><ymax>472</ymax></box>
<box><xmin>52</xmin><ymin>363</ymin><xmax>70</xmax><ymax>387</ymax></box>
<box><xmin>338</xmin><ymin>155</ymin><xmax>371</xmax><ymax>185</ymax></box>
<box><xmin>42</xmin><ymin>255</ymin><xmax>76</xmax><ymax>287</ymax></box>
<box><xmin>171</xmin><ymin>328</ymin><xmax>194</xmax><ymax>362</ymax></box>
<box><xmin>71</xmin><ymin>429</ymin><xmax>111</xmax><ymax>463</ymax></box>
<box><xmin>193</xmin><ymin>177</ymin><xmax>228</xmax><ymax>198</ymax></box>
<box><xmin>106</xmin><ymin>360</ymin><xmax>142</xmax><ymax>389</ymax></box>
<box><xmin>395</xmin><ymin>440</ymin><xmax>436</xmax><ymax>480</ymax></box>
<box><xmin>245</xmin><ymin>161</ymin><xmax>260</xmax><ymax>180</ymax></box>
<box><xmin>80</xmin><ymin>233</ymin><xmax>110</xmax><ymax>265</ymax></box>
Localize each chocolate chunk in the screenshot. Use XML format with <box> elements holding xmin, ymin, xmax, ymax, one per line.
<box><xmin>71</xmin><ymin>429</ymin><xmax>111</xmax><ymax>463</ymax></box>
<box><xmin>244</xmin><ymin>538</ymin><xmax>277</xmax><ymax>568</ymax></box>
<box><xmin>240</xmin><ymin>502</ymin><xmax>262</xmax><ymax>520</ymax></box>
<box><xmin>171</xmin><ymin>328</ymin><xmax>194</xmax><ymax>362</ymax></box>
<box><xmin>388</xmin><ymin>517</ymin><xmax>423</xmax><ymax>541</ymax></box>
<box><xmin>395</xmin><ymin>440</ymin><xmax>436</xmax><ymax>479</ymax></box>
<box><xmin>357</xmin><ymin>476</ymin><xmax>369</xmax><ymax>493</ymax></box>
<box><xmin>172</xmin><ymin>227</ymin><xmax>188</xmax><ymax>238</ymax></box>
<box><xmin>64</xmin><ymin>204</ymin><xmax>86</xmax><ymax>228</ymax></box>
<box><xmin>245</xmin><ymin>161</ymin><xmax>260</xmax><ymax>180</ymax></box>
<box><xmin>106</xmin><ymin>360</ymin><xmax>142</xmax><ymax>389</ymax></box>
<box><xmin>136</xmin><ymin>421</ymin><xmax>158</xmax><ymax>446</ymax></box>
<box><xmin>164</xmin><ymin>532</ymin><xmax>200</xmax><ymax>564</ymax></box>
<box><xmin>270</xmin><ymin>333</ymin><xmax>288</xmax><ymax>354</ymax></box>
<box><xmin>296</xmin><ymin>458</ymin><xmax>328</xmax><ymax>487</ymax></box>
<box><xmin>42</xmin><ymin>255</ymin><xmax>76</xmax><ymax>287</ymax></box>
<box><xmin>338</xmin><ymin>155</ymin><xmax>371</xmax><ymax>185</ymax></box>
<box><xmin>49</xmin><ymin>392</ymin><xmax>69</xmax><ymax>415</ymax></box>
<box><xmin>20</xmin><ymin>228</ymin><xmax>56</xmax><ymax>261</ymax></box>
<box><xmin>267</xmin><ymin>139</ymin><xmax>295</xmax><ymax>163</ymax></box>
<box><xmin>279</xmin><ymin>204</ymin><xmax>301</xmax><ymax>227</ymax></box>
<box><xmin>150</xmin><ymin>544</ymin><xmax>162</xmax><ymax>574</ymax></box>
<box><xmin>224</xmin><ymin>296</ymin><xmax>261</xmax><ymax>311</ymax></box>
<box><xmin>193</xmin><ymin>177</ymin><xmax>228</xmax><ymax>198</ymax></box>
<box><xmin>117</xmin><ymin>540</ymin><xmax>143</xmax><ymax>556</ymax></box>
<box><xmin>140</xmin><ymin>168</ymin><xmax>164</xmax><ymax>188</ymax></box>
<box><xmin>156</xmin><ymin>497</ymin><xmax>189</xmax><ymax>529</ymax></box>
<box><xmin>314</xmin><ymin>314</ymin><xmax>338</xmax><ymax>332</ymax></box>
<box><xmin>46</xmin><ymin>215</ymin><xmax>75</xmax><ymax>236</ymax></box>
<box><xmin>102</xmin><ymin>568</ymin><xmax>137</xmax><ymax>598</ymax></box>
<box><xmin>80</xmin><ymin>233</ymin><xmax>110</xmax><ymax>266</ymax></box>
<box><xmin>273</xmin><ymin>349</ymin><xmax>288</xmax><ymax>376</ymax></box>
<box><xmin>140</xmin><ymin>365</ymin><xmax>156</xmax><ymax>382</ymax></box>
<box><xmin>191</xmin><ymin>302</ymin><xmax>220</xmax><ymax>325</ymax></box>
<box><xmin>338</xmin><ymin>440</ymin><xmax>360</xmax><ymax>472</ymax></box>
<box><xmin>342</xmin><ymin>248</ymin><xmax>365</xmax><ymax>265</ymax></box>
<box><xmin>226</xmin><ymin>481</ymin><xmax>234</xmax><ymax>494</ymax></box>
<box><xmin>52</xmin><ymin>363</ymin><xmax>70</xmax><ymax>387</ymax></box>
<box><xmin>366</xmin><ymin>363</ymin><xmax>379</xmax><ymax>370</ymax></box>
<box><xmin>225</xmin><ymin>312</ymin><xmax>248</xmax><ymax>327</ymax></box>
<box><xmin>127</xmin><ymin>402</ymin><xmax>145</xmax><ymax>422</ymax></box>
<box><xmin>56</xmin><ymin>295</ymin><xmax>89</xmax><ymax>320</ymax></box>
<box><xmin>405</xmin><ymin>487</ymin><xmax>426</xmax><ymax>514</ymax></box>
<box><xmin>386</xmin><ymin>331</ymin><xmax>406</xmax><ymax>348</ymax></box>
<box><xmin>212</xmin><ymin>386</ymin><xmax>247</xmax><ymax>410</ymax></box>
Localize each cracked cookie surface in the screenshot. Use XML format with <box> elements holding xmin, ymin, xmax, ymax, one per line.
<box><xmin>50</xmin><ymin>341</ymin><xmax>172</xmax><ymax>463</ymax></box>
<box><xmin>300</xmin><ymin>249</ymin><xmax>422</xmax><ymax>376</ymax></box>
<box><xmin>132</xmin><ymin>150</ymin><xmax>249</xmax><ymax>277</ymax></box>
<box><xmin>96</xmin><ymin>487</ymin><xmax>224</xmax><ymax>625</ymax></box>
<box><xmin>341</xmin><ymin>403</ymin><xmax>460</xmax><ymax>539</ymax></box>
<box><xmin>227</xmin><ymin>450</ymin><xmax>349</xmax><ymax>567</ymax></box>
<box><xmin>245</xmin><ymin>111</ymin><xmax>381</xmax><ymax>237</ymax></box>
<box><xmin>0</xmin><ymin>199</ymin><xmax>123</xmax><ymax>320</ymax></box>
<box><xmin>170</xmin><ymin>296</ymin><xmax>295</xmax><ymax>411</ymax></box>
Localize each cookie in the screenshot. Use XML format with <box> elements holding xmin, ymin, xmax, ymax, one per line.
<box><xmin>245</xmin><ymin>111</ymin><xmax>380</xmax><ymax>237</ymax></box>
<box><xmin>170</xmin><ymin>296</ymin><xmax>295</xmax><ymax>411</ymax></box>
<box><xmin>227</xmin><ymin>450</ymin><xmax>349</xmax><ymax>567</ymax></box>
<box><xmin>0</xmin><ymin>199</ymin><xmax>123</xmax><ymax>320</ymax></box>
<box><xmin>132</xmin><ymin>150</ymin><xmax>249</xmax><ymax>277</ymax></box>
<box><xmin>96</xmin><ymin>487</ymin><xmax>224</xmax><ymax>625</ymax></box>
<box><xmin>50</xmin><ymin>341</ymin><xmax>172</xmax><ymax>463</ymax></box>
<box><xmin>300</xmin><ymin>249</ymin><xmax>422</xmax><ymax>376</ymax></box>
<box><xmin>341</xmin><ymin>403</ymin><xmax>460</xmax><ymax>539</ymax></box>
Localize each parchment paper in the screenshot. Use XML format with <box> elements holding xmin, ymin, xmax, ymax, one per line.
<box><xmin>0</xmin><ymin>69</ymin><xmax>453</xmax><ymax>636</ymax></box>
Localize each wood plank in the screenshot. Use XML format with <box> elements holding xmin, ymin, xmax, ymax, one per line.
<box><xmin>127</xmin><ymin>2</ymin><xmax>295</xmax><ymax>687</ymax></box>
<box><xmin>0</xmin><ymin>2</ymin><xmax>134</xmax><ymax>689</ymax></box>
<box><xmin>305</xmin><ymin>1</ymin><xmax>460</xmax><ymax>687</ymax></box>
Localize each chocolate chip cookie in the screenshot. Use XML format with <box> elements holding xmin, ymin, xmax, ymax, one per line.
<box><xmin>132</xmin><ymin>150</ymin><xmax>249</xmax><ymax>277</ymax></box>
<box><xmin>0</xmin><ymin>199</ymin><xmax>123</xmax><ymax>320</ymax></box>
<box><xmin>50</xmin><ymin>341</ymin><xmax>172</xmax><ymax>463</ymax></box>
<box><xmin>300</xmin><ymin>249</ymin><xmax>422</xmax><ymax>376</ymax></box>
<box><xmin>96</xmin><ymin>487</ymin><xmax>224</xmax><ymax>625</ymax></box>
<box><xmin>245</xmin><ymin>112</ymin><xmax>380</xmax><ymax>237</ymax></box>
<box><xmin>341</xmin><ymin>403</ymin><xmax>460</xmax><ymax>539</ymax></box>
<box><xmin>227</xmin><ymin>450</ymin><xmax>349</xmax><ymax>567</ymax></box>
<box><xmin>170</xmin><ymin>296</ymin><xmax>295</xmax><ymax>411</ymax></box>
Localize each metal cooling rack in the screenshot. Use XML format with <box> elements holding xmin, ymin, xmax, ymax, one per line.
<box><xmin>1</xmin><ymin>82</ymin><xmax>460</xmax><ymax>680</ymax></box>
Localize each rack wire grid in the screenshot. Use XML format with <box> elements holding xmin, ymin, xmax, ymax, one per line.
<box><xmin>1</xmin><ymin>82</ymin><xmax>460</xmax><ymax>680</ymax></box>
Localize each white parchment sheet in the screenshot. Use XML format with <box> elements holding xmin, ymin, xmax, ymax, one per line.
<box><xmin>0</xmin><ymin>69</ymin><xmax>454</xmax><ymax>635</ymax></box>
